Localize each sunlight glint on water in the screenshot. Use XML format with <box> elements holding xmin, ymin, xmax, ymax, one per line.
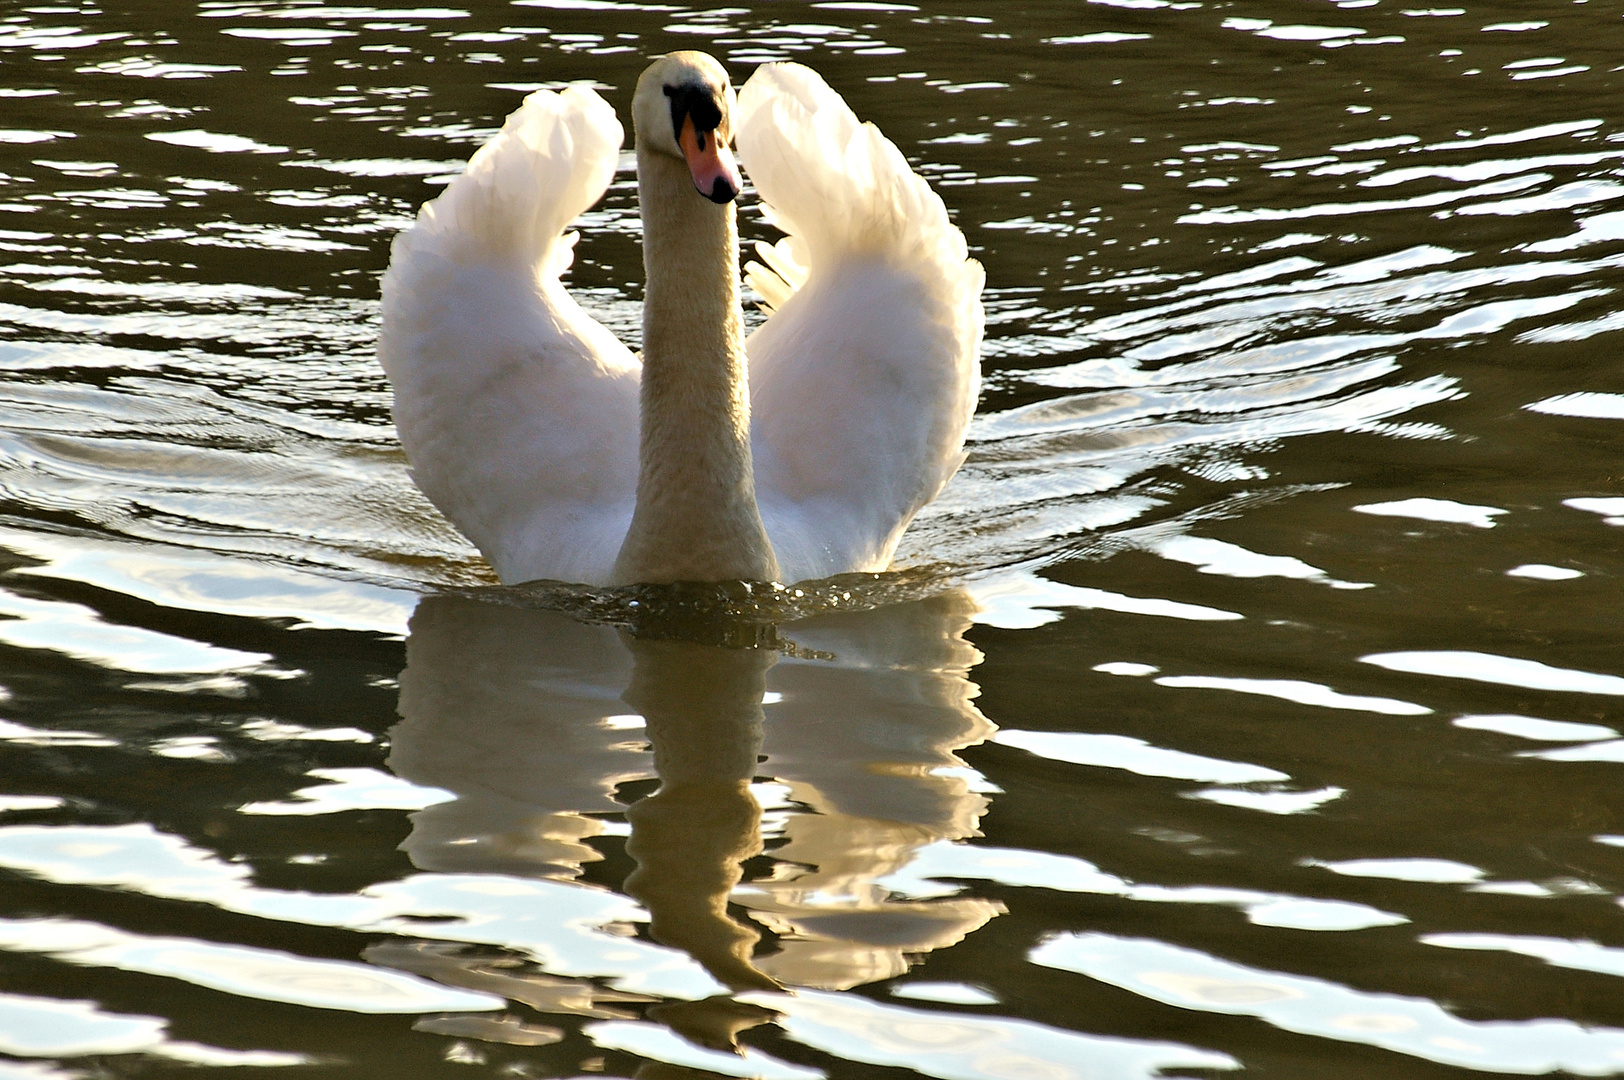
<box><xmin>0</xmin><ymin>2</ymin><xmax>1622</xmax><ymax>1077</ymax></box>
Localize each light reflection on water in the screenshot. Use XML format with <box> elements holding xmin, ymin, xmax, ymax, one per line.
<box><xmin>1</xmin><ymin>0</ymin><xmax>1624</xmax><ymax>1076</ymax></box>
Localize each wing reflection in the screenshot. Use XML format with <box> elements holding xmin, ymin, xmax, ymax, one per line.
<box><xmin>388</xmin><ymin>600</ymin><xmax>640</xmax><ymax>880</ymax></box>
<box><xmin>740</xmin><ymin>598</ymin><xmax>1002</xmax><ymax>991</ymax></box>
<box><xmin>383</xmin><ymin>589</ymin><xmax>999</xmax><ymax>1014</ymax></box>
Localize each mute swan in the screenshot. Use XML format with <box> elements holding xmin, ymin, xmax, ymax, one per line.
<box><xmin>379</xmin><ymin>52</ymin><xmax>983</xmax><ymax>586</ymax></box>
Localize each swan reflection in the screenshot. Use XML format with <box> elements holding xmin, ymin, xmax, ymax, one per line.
<box><xmin>380</xmin><ymin>588</ymin><xmax>999</xmax><ymax>1037</ymax></box>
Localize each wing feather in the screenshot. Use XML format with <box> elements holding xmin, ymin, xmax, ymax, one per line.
<box><xmin>737</xmin><ymin>64</ymin><xmax>984</xmax><ymax>583</ymax></box>
<box><xmin>380</xmin><ymin>86</ymin><xmax>639</xmax><ymax>585</ymax></box>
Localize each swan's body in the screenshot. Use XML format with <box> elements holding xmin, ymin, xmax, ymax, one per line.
<box><xmin>380</xmin><ymin>53</ymin><xmax>982</xmax><ymax>585</ymax></box>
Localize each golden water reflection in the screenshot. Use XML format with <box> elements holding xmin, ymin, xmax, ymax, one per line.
<box><xmin>383</xmin><ymin>589</ymin><xmax>999</xmax><ymax>1045</ymax></box>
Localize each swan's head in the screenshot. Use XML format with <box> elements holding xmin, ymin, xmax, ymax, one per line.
<box><xmin>633</xmin><ymin>51</ymin><xmax>741</xmax><ymax>205</ymax></box>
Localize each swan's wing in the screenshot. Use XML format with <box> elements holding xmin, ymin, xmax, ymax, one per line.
<box><xmin>736</xmin><ymin>64</ymin><xmax>984</xmax><ymax>584</ymax></box>
<box><xmin>379</xmin><ymin>86</ymin><xmax>638</xmax><ymax>586</ymax></box>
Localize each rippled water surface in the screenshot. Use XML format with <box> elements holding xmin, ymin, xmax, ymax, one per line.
<box><xmin>3</xmin><ymin>1</ymin><xmax>1624</xmax><ymax>1076</ymax></box>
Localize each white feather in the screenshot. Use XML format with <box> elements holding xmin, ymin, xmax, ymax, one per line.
<box><xmin>738</xmin><ymin>63</ymin><xmax>984</xmax><ymax>582</ymax></box>
<box><xmin>378</xmin><ymin>65</ymin><xmax>983</xmax><ymax>586</ymax></box>
<box><xmin>379</xmin><ymin>86</ymin><xmax>639</xmax><ymax>585</ymax></box>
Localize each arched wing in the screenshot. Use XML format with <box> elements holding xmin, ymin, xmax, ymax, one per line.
<box><xmin>736</xmin><ymin>63</ymin><xmax>984</xmax><ymax>584</ymax></box>
<box><xmin>380</xmin><ymin>86</ymin><xmax>639</xmax><ymax>585</ymax></box>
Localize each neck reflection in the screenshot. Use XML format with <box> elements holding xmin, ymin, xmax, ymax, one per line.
<box><xmin>621</xmin><ymin>634</ymin><xmax>778</xmax><ymax>993</ymax></box>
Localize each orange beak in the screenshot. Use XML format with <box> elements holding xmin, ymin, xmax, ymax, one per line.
<box><xmin>679</xmin><ymin>113</ymin><xmax>741</xmax><ymax>204</ymax></box>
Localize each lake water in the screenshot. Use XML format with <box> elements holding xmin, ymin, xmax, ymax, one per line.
<box><xmin>2</xmin><ymin>1</ymin><xmax>1624</xmax><ymax>1077</ymax></box>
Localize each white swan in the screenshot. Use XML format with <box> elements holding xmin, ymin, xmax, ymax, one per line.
<box><xmin>379</xmin><ymin>52</ymin><xmax>983</xmax><ymax>586</ymax></box>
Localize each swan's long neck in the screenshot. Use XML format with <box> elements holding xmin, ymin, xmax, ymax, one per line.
<box><xmin>612</xmin><ymin>148</ymin><xmax>779</xmax><ymax>584</ymax></box>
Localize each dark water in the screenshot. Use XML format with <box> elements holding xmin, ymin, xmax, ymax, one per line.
<box><xmin>2</xmin><ymin>1</ymin><xmax>1624</xmax><ymax>1076</ymax></box>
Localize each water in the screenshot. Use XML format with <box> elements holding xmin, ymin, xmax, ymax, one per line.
<box><xmin>2</xmin><ymin>0</ymin><xmax>1624</xmax><ymax>1076</ymax></box>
